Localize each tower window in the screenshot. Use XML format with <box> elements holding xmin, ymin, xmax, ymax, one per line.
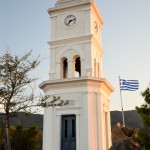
<box><xmin>62</xmin><ymin>58</ymin><xmax>68</xmax><ymax>78</ymax></box>
<box><xmin>74</xmin><ymin>57</ymin><xmax>81</xmax><ymax>77</ymax></box>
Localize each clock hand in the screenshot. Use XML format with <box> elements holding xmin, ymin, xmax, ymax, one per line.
<box><xmin>67</xmin><ymin>18</ymin><xmax>76</xmax><ymax>26</ymax></box>
<box><xmin>67</xmin><ymin>19</ymin><xmax>73</xmax><ymax>26</ymax></box>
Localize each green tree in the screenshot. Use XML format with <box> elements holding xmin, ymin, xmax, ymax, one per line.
<box><xmin>0</xmin><ymin>51</ymin><xmax>68</xmax><ymax>150</ymax></box>
<box><xmin>0</xmin><ymin>124</ymin><xmax>42</xmax><ymax>150</ymax></box>
<box><xmin>0</xmin><ymin>128</ymin><xmax>6</xmax><ymax>150</ymax></box>
<box><xmin>132</xmin><ymin>87</ymin><xmax>150</xmax><ymax>150</ymax></box>
<box><xmin>0</xmin><ymin>126</ymin><xmax>15</xmax><ymax>150</ymax></box>
<box><xmin>136</xmin><ymin>87</ymin><xmax>150</xmax><ymax>126</ymax></box>
<box><xmin>10</xmin><ymin>124</ymin><xmax>42</xmax><ymax>150</ymax></box>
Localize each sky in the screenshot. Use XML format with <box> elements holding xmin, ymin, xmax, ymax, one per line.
<box><xmin>0</xmin><ymin>0</ymin><xmax>150</xmax><ymax>111</ymax></box>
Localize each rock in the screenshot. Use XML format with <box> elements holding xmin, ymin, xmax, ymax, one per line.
<box><xmin>109</xmin><ymin>140</ymin><xmax>141</xmax><ymax>150</ymax></box>
<box><xmin>117</xmin><ymin>122</ymin><xmax>121</xmax><ymax>127</ymax></box>
<box><xmin>111</xmin><ymin>126</ymin><xmax>127</xmax><ymax>143</ymax></box>
<box><xmin>121</xmin><ymin>127</ymin><xmax>133</xmax><ymax>137</ymax></box>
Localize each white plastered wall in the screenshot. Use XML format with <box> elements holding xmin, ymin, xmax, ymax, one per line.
<box><xmin>41</xmin><ymin>78</ymin><xmax>113</xmax><ymax>150</ymax></box>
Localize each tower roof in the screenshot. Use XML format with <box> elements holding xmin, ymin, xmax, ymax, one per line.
<box><xmin>56</xmin><ymin>0</ymin><xmax>94</xmax><ymax>7</ymax></box>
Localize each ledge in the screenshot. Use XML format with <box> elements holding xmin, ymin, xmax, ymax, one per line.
<box><xmin>39</xmin><ymin>76</ymin><xmax>114</xmax><ymax>93</ymax></box>
<box><xmin>48</xmin><ymin>35</ymin><xmax>93</xmax><ymax>47</ymax></box>
<box><xmin>48</xmin><ymin>0</ymin><xmax>94</xmax><ymax>14</ymax></box>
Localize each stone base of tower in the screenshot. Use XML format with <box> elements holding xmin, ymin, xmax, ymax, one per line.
<box><xmin>40</xmin><ymin>77</ymin><xmax>114</xmax><ymax>150</ymax></box>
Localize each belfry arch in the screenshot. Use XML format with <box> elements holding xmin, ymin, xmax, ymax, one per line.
<box><xmin>57</xmin><ymin>48</ymin><xmax>83</xmax><ymax>79</ymax></box>
<box><xmin>61</xmin><ymin>57</ymin><xmax>68</xmax><ymax>79</ymax></box>
<box><xmin>73</xmin><ymin>55</ymin><xmax>81</xmax><ymax>77</ymax></box>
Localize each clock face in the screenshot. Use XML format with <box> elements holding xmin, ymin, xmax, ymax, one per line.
<box><xmin>64</xmin><ymin>15</ymin><xmax>76</xmax><ymax>28</ymax></box>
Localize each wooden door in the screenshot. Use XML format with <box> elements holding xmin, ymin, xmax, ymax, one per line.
<box><xmin>61</xmin><ymin>115</ymin><xmax>76</xmax><ymax>150</ymax></box>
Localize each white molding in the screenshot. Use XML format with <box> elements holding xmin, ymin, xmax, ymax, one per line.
<box><xmin>39</xmin><ymin>77</ymin><xmax>114</xmax><ymax>93</ymax></box>
<box><xmin>48</xmin><ymin>1</ymin><xmax>93</xmax><ymax>14</ymax></box>
<box><xmin>48</xmin><ymin>35</ymin><xmax>92</xmax><ymax>47</ymax></box>
<box><xmin>56</xmin><ymin>106</ymin><xmax>81</xmax><ymax>115</ymax></box>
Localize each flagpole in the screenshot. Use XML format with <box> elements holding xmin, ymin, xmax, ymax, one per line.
<box><xmin>119</xmin><ymin>76</ymin><xmax>125</xmax><ymax>127</ymax></box>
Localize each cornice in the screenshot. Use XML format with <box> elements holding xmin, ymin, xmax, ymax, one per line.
<box><xmin>48</xmin><ymin>1</ymin><xmax>94</xmax><ymax>15</ymax></box>
<box><xmin>91</xmin><ymin>2</ymin><xmax>104</xmax><ymax>25</ymax></box>
<box><xmin>48</xmin><ymin>35</ymin><xmax>93</xmax><ymax>48</ymax></box>
<box><xmin>56</xmin><ymin>106</ymin><xmax>81</xmax><ymax>115</ymax></box>
<box><xmin>48</xmin><ymin>35</ymin><xmax>103</xmax><ymax>51</ymax></box>
<box><xmin>39</xmin><ymin>77</ymin><xmax>114</xmax><ymax>93</ymax></box>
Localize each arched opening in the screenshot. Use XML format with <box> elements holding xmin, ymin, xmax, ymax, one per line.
<box><xmin>94</xmin><ymin>59</ymin><xmax>96</xmax><ymax>77</ymax></box>
<box><xmin>62</xmin><ymin>58</ymin><xmax>68</xmax><ymax>78</ymax></box>
<box><xmin>74</xmin><ymin>57</ymin><xmax>81</xmax><ymax>77</ymax></box>
<box><xmin>97</xmin><ymin>63</ymin><xmax>100</xmax><ymax>78</ymax></box>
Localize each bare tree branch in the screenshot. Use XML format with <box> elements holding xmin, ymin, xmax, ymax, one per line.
<box><xmin>0</xmin><ymin>51</ymin><xmax>68</xmax><ymax>150</ymax></box>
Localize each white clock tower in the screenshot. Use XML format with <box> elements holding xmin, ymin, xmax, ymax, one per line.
<box><xmin>39</xmin><ymin>0</ymin><xmax>114</xmax><ymax>150</ymax></box>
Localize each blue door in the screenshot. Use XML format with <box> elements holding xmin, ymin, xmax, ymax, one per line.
<box><xmin>61</xmin><ymin>115</ymin><xmax>76</xmax><ymax>150</ymax></box>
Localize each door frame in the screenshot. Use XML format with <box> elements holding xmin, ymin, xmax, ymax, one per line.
<box><xmin>61</xmin><ymin>115</ymin><xmax>76</xmax><ymax>150</ymax></box>
<box><xmin>56</xmin><ymin>106</ymin><xmax>80</xmax><ymax>150</ymax></box>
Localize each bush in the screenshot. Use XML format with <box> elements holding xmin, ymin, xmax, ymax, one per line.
<box><xmin>0</xmin><ymin>124</ymin><xmax>42</xmax><ymax>150</ymax></box>
<box><xmin>132</xmin><ymin>127</ymin><xmax>150</xmax><ymax>150</ymax></box>
<box><xmin>11</xmin><ymin>124</ymin><xmax>42</xmax><ymax>150</ymax></box>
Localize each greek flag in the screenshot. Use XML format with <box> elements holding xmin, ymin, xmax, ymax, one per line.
<box><xmin>120</xmin><ymin>79</ymin><xmax>139</xmax><ymax>91</ymax></box>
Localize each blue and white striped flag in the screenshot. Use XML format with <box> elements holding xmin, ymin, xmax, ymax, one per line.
<box><xmin>120</xmin><ymin>79</ymin><xmax>139</xmax><ymax>91</ymax></box>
